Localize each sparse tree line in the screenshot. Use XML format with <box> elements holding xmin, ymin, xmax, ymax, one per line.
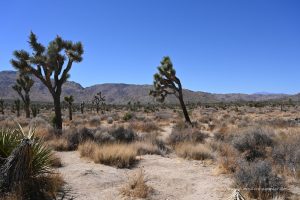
<box><xmin>0</xmin><ymin>32</ymin><xmax>296</xmax><ymax>133</ymax></box>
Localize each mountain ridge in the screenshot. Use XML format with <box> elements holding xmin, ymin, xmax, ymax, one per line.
<box><xmin>0</xmin><ymin>70</ymin><xmax>293</xmax><ymax>104</ymax></box>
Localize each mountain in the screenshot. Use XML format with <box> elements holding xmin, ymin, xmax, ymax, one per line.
<box><xmin>0</xmin><ymin>70</ymin><xmax>291</xmax><ymax>104</ymax></box>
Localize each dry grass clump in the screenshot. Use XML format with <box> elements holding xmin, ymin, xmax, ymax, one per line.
<box><xmin>50</xmin><ymin>154</ymin><xmax>63</xmax><ymax>168</ymax></box>
<box><xmin>169</xmin><ymin>126</ymin><xmax>207</xmax><ymax>145</ymax></box>
<box><xmin>88</xmin><ymin>116</ymin><xmax>101</xmax><ymax>127</ymax></box>
<box><xmin>120</xmin><ymin>169</ymin><xmax>152</xmax><ymax>198</ymax></box>
<box><xmin>134</xmin><ymin>141</ymin><xmax>163</xmax><ymax>156</ymax></box>
<box><xmin>175</xmin><ymin>142</ymin><xmax>213</xmax><ymax>160</ymax></box>
<box><xmin>214</xmin><ymin>142</ymin><xmax>239</xmax><ymax>174</ymax></box>
<box><xmin>128</xmin><ymin>121</ymin><xmax>161</xmax><ymax>133</ymax></box>
<box><xmin>47</xmin><ymin>137</ymin><xmax>71</xmax><ymax>151</ymax></box>
<box><xmin>78</xmin><ymin>141</ymin><xmax>138</xmax><ymax>168</ymax></box>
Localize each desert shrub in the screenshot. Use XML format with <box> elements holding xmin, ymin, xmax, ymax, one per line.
<box><xmin>120</xmin><ymin>169</ymin><xmax>152</xmax><ymax>198</ymax></box>
<box><xmin>234</xmin><ymin>160</ymin><xmax>286</xmax><ymax>199</ymax></box>
<box><xmin>272</xmin><ymin>136</ymin><xmax>300</xmax><ymax>178</ymax></box>
<box><xmin>232</xmin><ymin>127</ymin><xmax>274</xmax><ymax>161</ymax></box>
<box><xmin>169</xmin><ymin>127</ymin><xmax>207</xmax><ymax>145</ymax></box>
<box><xmin>78</xmin><ymin>141</ymin><xmax>138</xmax><ymax>168</ymax></box>
<box><xmin>175</xmin><ymin>142</ymin><xmax>213</xmax><ymax>160</ymax></box>
<box><xmin>215</xmin><ymin>142</ymin><xmax>239</xmax><ymax>174</ymax></box>
<box><xmin>64</xmin><ymin>127</ymin><xmax>94</xmax><ymax>150</ymax></box>
<box><xmin>107</xmin><ymin>117</ymin><xmax>113</xmax><ymax>124</ymax></box>
<box><xmin>110</xmin><ymin>127</ymin><xmax>136</xmax><ymax>143</ymax></box>
<box><xmin>134</xmin><ymin>141</ymin><xmax>163</xmax><ymax>156</ymax></box>
<box><xmin>47</xmin><ymin>138</ymin><xmax>71</xmax><ymax>151</ymax></box>
<box><xmin>29</xmin><ymin>117</ymin><xmax>49</xmax><ymax>127</ymax></box>
<box><xmin>93</xmin><ymin>130</ymin><xmax>115</xmax><ymax>143</ymax></box>
<box><xmin>50</xmin><ymin>154</ymin><xmax>63</xmax><ymax>168</ymax></box>
<box><xmin>128</xmin><ymin>121</ymin><xmax>161</xmax><ymax>133</ymax></box>
<box><xmin>123</xmin><ymin>112</ymin><xmax>134</xmax><ymax>121</ymax></box>
<box><xmin>88</xmin><ymin>116</ymin><xmax>101</xmax><ymax>127</ymax></box>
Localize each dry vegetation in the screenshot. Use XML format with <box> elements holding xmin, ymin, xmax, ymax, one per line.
<box><xmin>1</xmin><ymin>103</ymin><xmax>300</xmax><ymax>199</ymax></box>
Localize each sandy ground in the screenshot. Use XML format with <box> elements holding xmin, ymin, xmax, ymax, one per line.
<box><xmin>56</xmin><ymin>151</ymin><xmax>233</xmax><ymax>200</ymax></box>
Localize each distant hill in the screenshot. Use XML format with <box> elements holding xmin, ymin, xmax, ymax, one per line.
<box><xmin>0</xmin><ymin>70</ymin><xmax>291</xmax><ymax>104</ymax></box>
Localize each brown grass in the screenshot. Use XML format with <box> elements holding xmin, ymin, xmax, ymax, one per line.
<box><xmin>175</xmin><ymin>142</ymin><xmax>213</xmax><ymax>160</ymax></box>
<box><xmin>128</xmin><ymin>121</ymin><xmax>161</xmax><ymax>133</ymax></box>
<box><xmin>47</xmin><ymin>138</ymin><xmax>71</xmax><ymax>151</ymax></box>
<box><xmin>78</xmin><ymin>141</ymin><xmax>138</xmax><ymax>168</ymax></box>
<box><xmin>120</xmin><ymin>169</ymin><xmax>152</xmax><ymax>198</ymax></box>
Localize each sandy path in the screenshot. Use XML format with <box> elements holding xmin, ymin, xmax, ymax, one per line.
<box><xmin>56</xmin><ymin>151</ymin><xmax>232</xmax><ymax>200</ymax></box>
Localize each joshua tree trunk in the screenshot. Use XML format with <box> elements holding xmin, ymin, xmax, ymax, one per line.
<box><xmin>25</xmin><ymin>94</ymin><xmax>30</xmax><ymax>118</ymax></box>
<box><xmin>53</xmin><ymin>93</ymin><xmax>63</xmax><ymax>131</ymax></box>
<box><xmin>68</xmin><ymin>105</ymin><xmax>72</xmax><ymax>121</ymax></box>
<box><xmin>178</xmin><ymin>89</ymin><xmax>192</xmax><ymax>124</ymax></box>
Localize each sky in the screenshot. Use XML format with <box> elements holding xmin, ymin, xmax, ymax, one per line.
<box><xmin>0</xmin><ymin>0</ymin><xmax>299</xmax><ymax>94</ymax></box>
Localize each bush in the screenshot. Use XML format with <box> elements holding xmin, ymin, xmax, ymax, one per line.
<box><xmin>169</xmin><ymin>127</ymin><xmax>207</xmax><ymax>145</ymax></box>
<box><xmin>78</xmin><ymin>141</ymin><xmax>138</xmax><ymax>168</ymax></box>
<box><xmin>110</xmin><ymin>127</ymin><xmax>136</xmax><ymax>143</ymax></box>
<box><xmin>64</xmin><ymin>127</ymin><xmax>94</xmax><ymax>150</ymax></box>
<box><xmin>272</xmin><ymin>136</ymin><xmax>300</xmax><ymax>177</ymax></box>
<box><xmin>232</xmin><ymin>127</ymin><xmax>274</xmax><ymax>161</ymax></box>
<box><xmin>88</xmin><ymin>116</ymin><xmax>101</xmax><ymax>127</ymax></box>
<box><xmin>175</xmin><ymin>142</ymin><xmax>213</xmax><ymax>160</ymax></box>
<box><xmin>123</xmin><ymin>112</ymin><xmax>134</xmax><ymax>121</ymax></box>
<box><xmin>107</xmin><ymin>117</ymin><xmax>113</xmax><ymax>124</ymax></box>
<box><xmin>120</xmin><ymin>169</ymin><xmax>152</xmax><ymax>198</ymax></box>
<box><xmin>234</xmin><ymin>160</ymin><xmax>286</xmax><ymax>199</ymax></box>
<box><xmin>93</xmin><ymin>130</ymin><xmax>115</xmax><ymax>143</ymax></box>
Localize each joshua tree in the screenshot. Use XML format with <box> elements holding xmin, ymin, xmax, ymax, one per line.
<box><xmin>0</xmin><ymin>99</ymin><xmax>4</xmax><ymax>115</ymax></box>
<box><xmin>31</xmin><ymin>104</ymin><xmax>39</xmax><ymax>117</ymax></box>
<box><xmin>64</xmin><ymin>95</ymin><xmax>74</xmax><ymax>121</ymax></box>
<box><xmin>14</xmin><ymin>99</ymin><xmax>21</xmax><ymax>117</ymax></box>
<box><xmin>12</xmin><ymin>74</ymin><xmax>34</xmax><ymax>118</ymax></box>
<box><xmin>80</xmin><ymin>101</ymin><xmax>85</xmax><ymax>114</ymax></box>
<box><xmin>92</xmin><ymin>92</ymin><xmax>105</xmax><ymax>114</ymax></box>
<box><xmin>150</xmin><ymin>56</ymin><xmax>192</xmax><ymax>124</ymax></box>
<box><xmin>11</xmin><ymin>32</ymin><xmax>83</xmax><ymax>131</ymax></box>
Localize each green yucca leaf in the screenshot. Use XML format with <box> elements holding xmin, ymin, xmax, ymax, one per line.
<box><xmin>0</xmin><ymin>125</ymin><xmax>53</xmax><ymax>177</ymax></box>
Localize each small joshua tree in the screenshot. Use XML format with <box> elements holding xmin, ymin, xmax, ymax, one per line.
<box><xmin>31</xmin><ymin>104</ymin><xmax>39</xmax><ymax>117</ymax></box>
<box><xmin>0</xmin><ymin>99</ymin><xmax>4</xmax><ymax>115</ymax></box>
<box><xmin>150</xmin><ymin>56</ymin><xmax>192</xmax><ymax>124</ymax></box>
<box><xmin>80</xmin><ymin>101</ymin><xmax>85</xmax><ymax>114</ymax></box>
<box><xmin>12</xmin><ymin>74</ymin><xmax>34</xmax><ymax>118</ymax></box>
<box><xmin>64</xmin><ymin>95</ymin><xmax>74</xmax><ymax>121</ymax></box>
<box><xmin>92</xmin><ymin>92</ymin><xmax>105</xmax><ymax>114</ymax></box>
<box><xmin>11</xmin><ymin>32</ymin><xmax>83</xmax><ymax>131</ymax></box>
<box><xmin>14</xmin><ymin>99</ymin><xmax>21</xmax><ymax>117</ymax></box>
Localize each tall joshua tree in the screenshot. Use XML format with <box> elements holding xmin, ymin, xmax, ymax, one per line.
<box><xmin>92</xmin><ymin>92</ymin><xmax>105</xmax><ymax>114</ymax></box>
<box><xmin>150</xmin><ymin>56</ymin><xmax>192</xmax><ymax>124</ymax></box>
<box><xmin>11</xmin><ymin>32</ymin><xmax>83</xmax><ymax>131</ymax></box>
<box><xmin>12</xmin><ymin>74</ymin><xmax>34</xmax><ymax>118</ymax></box>
<box><xmin>64</xmin><ymin>95</ymin><xmax>74</xmax><ymax>121</ymax></box>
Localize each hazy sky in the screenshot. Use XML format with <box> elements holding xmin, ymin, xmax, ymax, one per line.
<box><xmin>0</xmin><ymin>0</ymin><xmax>299</xmax><ymax>94</ymax></box>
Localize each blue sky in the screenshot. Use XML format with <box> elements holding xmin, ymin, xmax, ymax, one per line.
<box><xmin>0</xmin><ymin>0</ymin><xmax>299</xmax><ymax>94</ymax></box>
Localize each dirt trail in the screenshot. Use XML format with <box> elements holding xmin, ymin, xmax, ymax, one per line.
<box><xmin>56</xmin><ymin>124</ymin><xmax>233</xmax><ymax>200</ymax></box>
<box><xmin>56</xmin><ymin>152</ymin><xmax>232</xmax><ymax>200</ymax></box>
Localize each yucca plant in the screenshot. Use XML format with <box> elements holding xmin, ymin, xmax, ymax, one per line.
<box><xmin>0</xmin><ymin>124</ymin><xmax>53</xmax><ymax>176</ymax></box>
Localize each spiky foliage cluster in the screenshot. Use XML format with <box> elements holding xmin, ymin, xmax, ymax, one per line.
<box><xmin>0</xmin><ymin>125</ymin><xmax>53</xmax><ymax>177</ymax></box>
<box><xmin>64</xmin><ymin>95</ymin><xmax>74</xmax><ymax>121</ymax></box>
<box><xmin>92</xmin><ymin>92</ymin><xmax>105</xmax><ymax>114</ymax></box>
<box><xmin>11</xmin><ymin>32</ymin><xmax>84</xmax><ymax>130</ymax></box>
<box><xmin>14</xmin><ymin>99</ymin><xmax>21</xmax><ymax>117</ymax></box>
<box><xmin>0</xmin><ymin>99</ymin><xmax>4</xmax><ymax>115</ymax></box>
<box><xmin>12</xmin><ymin>74</ymin><xmax>34</xmax><ymax>118</ymax></box>
<box><xmin>150</xmin><ymin>56</ymin><xmax>191</xmax><ymax>124</ymax></box>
